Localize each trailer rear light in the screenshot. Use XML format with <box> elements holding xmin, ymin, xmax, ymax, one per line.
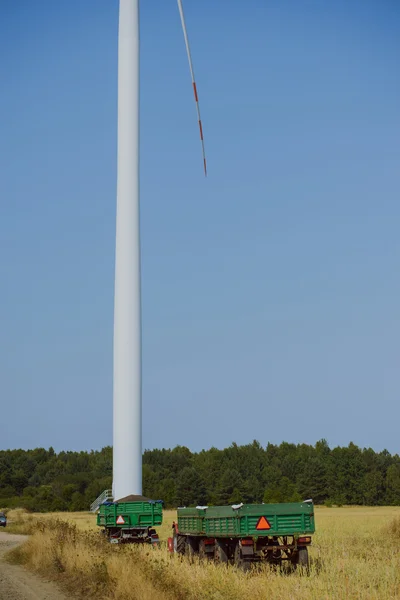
<box><xmin>241</xmin><ymin>539</ymin><xmax>254</xmax><ymax>546</ymax></box>
<box><xmin>298</xmin><ymin>536</ymin><xmax>311</xmax><ymax>544</ymax></box>
<box><xmin>204</xmin><ymin>538</ymin><xmax>215</xmax><ymax>545</ymax></box>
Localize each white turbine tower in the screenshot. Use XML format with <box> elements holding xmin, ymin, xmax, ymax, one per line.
<box><xmin>113</xmin><ymin>0</ymin><xmax>206</xmax><ymax>501</ymax></box>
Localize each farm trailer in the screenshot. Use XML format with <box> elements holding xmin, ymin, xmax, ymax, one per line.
<box><xmin>97</xmin><ymin>496</ymin><xmax>163</xmax><ymax>545</ymax></box>
<box><xmin>169</xmin><ymin>500</ymin><xmax>315</xmax><ymax>569</ymax></box>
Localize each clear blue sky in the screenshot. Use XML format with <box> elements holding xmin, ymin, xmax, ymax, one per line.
<box><xmin>1</xmin><ymin>0</ymin><xmax>399</xmax><ymax>455</ymax></box>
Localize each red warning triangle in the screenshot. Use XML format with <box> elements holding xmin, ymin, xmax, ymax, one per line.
<box><xmin>116</xmin><ymin>515</ymin><xmax>125</xmax><ymax>524</ymax></box>
<box><xmin>256</xmin><ymin>516</ymin><xmax>271</xmax><ymax>530</ymax></box>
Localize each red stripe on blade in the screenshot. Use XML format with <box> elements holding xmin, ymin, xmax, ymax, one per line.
<box><xmin>199</xmin><ymin>120</ymin><xmax>204</xmax><ymax>140</ymax></box>
<box><xmin>204</xmin><ymin>158</ymin><xmax>207</xmax><ymax>175</ymax></box>
<box><xmin>193</xmin><ymin>82</ymin><xmax>198</xmax><ymax>102</ymax></box>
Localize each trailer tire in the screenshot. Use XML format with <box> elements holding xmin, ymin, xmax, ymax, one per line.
<box><xmin>214</xmin><ymin>539</ymin><xmax>228</xmax><ymax>564</ymax></box>
<box><xmin>293</xmin><ymin>546</ymin><xmax>309</xmax><ymax>570</ymax></box>
<box><xmin>176</xmin><ymin>534</ymin><xmax>186</xmax><ymax>555</ymax></box>
<box><xmin>234</xmin><ymin>542</ymin><xmax>251</xmax><ymax>572</ymax></box>
<box><xmin>185</xmin><ymin>536</ymin><xmax>198</xmax><ymax>560</ymax></box>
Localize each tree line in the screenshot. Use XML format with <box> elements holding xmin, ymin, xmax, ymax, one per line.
<box><xmin>0</xmin><ymin>440</ymin><xmax>399</xmax><ymax>512</ymax></box>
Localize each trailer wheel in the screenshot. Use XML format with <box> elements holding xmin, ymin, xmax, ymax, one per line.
<box><xmin>234</xmin><ymin>542</ymin><xmax>250</xmax><ymax>572</ymax></box>
<box><xmin>293</xmin><ymin>546</ymin><xmax>309</xmax><ymax>570</ymax></box>
<box><xmin>176</xmin><ymin>533</ymin><xmax>186</xmax><ymax>555</ymax></box>
<box><xmin>214</xmin><ymin>539</ymin><xmax>228</xmax><ymax>564</ymax></box>
<box><xmin>185</xmin><ymin>536</ymin><xmax>198</xmax><ymax>559</ymax></box>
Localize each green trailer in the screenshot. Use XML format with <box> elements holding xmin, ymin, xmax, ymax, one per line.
<box><xmin>97</xmin><ymin>495</ymin><xmax>163</xmax><ymax>545</ymax></box>
<box><xmin>169</xmin><ymin>500</ymin><xmax>315</xmax><ymax>569</ymax></box>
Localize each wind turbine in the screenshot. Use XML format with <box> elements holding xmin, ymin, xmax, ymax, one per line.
<box><xmin>112</xmin><ymin>0</ymin><xmax>206</xmax><ymax>501</ymax></box>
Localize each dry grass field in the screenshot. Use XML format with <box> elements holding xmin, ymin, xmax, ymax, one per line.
<box><xmin>4</xmin><ymin>506</ymin><xmax>400</xmax><ymax>600</ymax></box>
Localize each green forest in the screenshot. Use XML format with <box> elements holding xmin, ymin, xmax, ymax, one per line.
<box><xmin>1</xmin><ymin>440</ymin><xmax>400</xmax><ymax>512</ymax></box>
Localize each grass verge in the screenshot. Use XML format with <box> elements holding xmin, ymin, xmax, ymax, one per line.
<box><xmin>4</xmin><ymin>507</ymin><xmax>400</xmax><ymax>600</ymax></box>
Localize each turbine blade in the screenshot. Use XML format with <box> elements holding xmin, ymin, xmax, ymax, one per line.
<box><xmin>176</xmin><ymin>0</ymin><xmax>207</xmax><ymax>176</ymax></box>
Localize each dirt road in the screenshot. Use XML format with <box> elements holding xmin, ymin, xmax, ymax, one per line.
<box><xmin>0</xmin><ymin>531</ymin><xmax>69</xmax><ymax>600</ymax></box>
